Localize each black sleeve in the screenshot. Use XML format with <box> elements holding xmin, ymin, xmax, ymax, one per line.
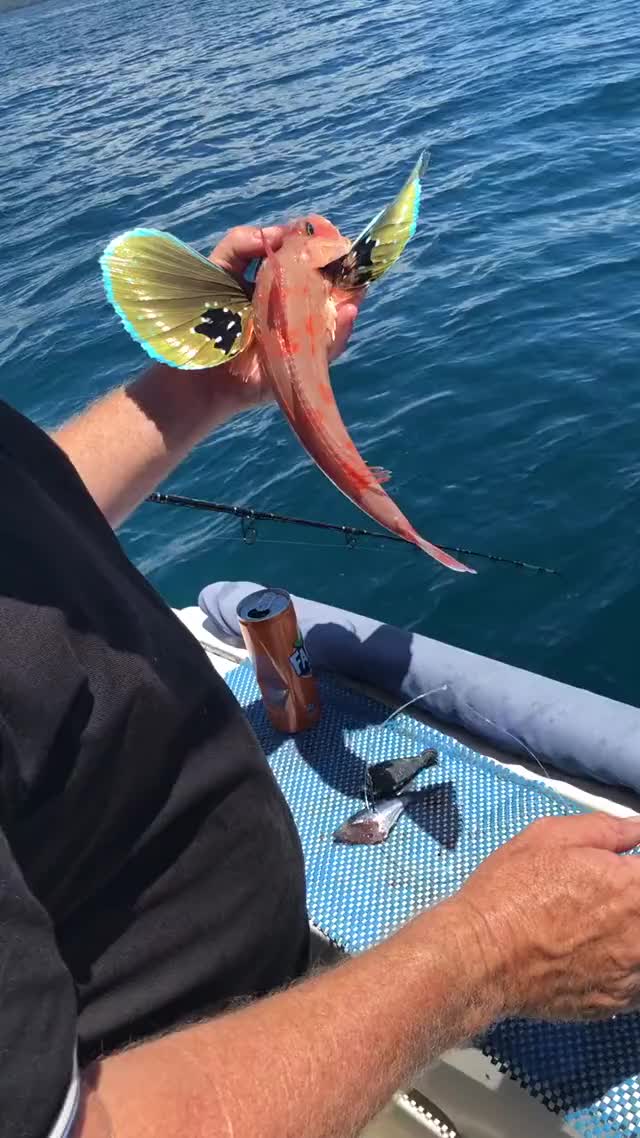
<box><xmin>0</xmin><ymin>825</ymin><xmax>78</xmax><ymax>1138</ymax></box>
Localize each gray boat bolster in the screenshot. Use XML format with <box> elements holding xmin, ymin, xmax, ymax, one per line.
<box><xmin>198</xmin><ymin>580</ymin><xmax>640</xmax><ymax>795</ymax></box>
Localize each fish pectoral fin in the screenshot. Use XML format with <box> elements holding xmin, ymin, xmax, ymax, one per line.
<box><xmin>370</xmin><ymin>465</ymin><xmax>392</xmax><ymax>485</ymax></box>
<box><xmin>323</xmin><ymin>151</ymin><xmax>428</xmax><ymax>290</ymax></box>
<box><xmin>101</xmin><ymin>228</ymin><xmax>254</xmax><ymax>369</ymax></box>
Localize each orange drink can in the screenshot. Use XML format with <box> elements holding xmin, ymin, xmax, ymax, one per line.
<box><xmin>237</xmin><ymin>587</ymin><xmax>320</xmax><ymax>733</ymax></box>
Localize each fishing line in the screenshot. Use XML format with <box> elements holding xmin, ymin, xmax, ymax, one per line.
<box><xmin>363</xmin><ymin>685</ymin><xmax>450</xmax><ymax>810</ymax></box>
<box><xmin>381</xmin><ymin>686</ymin><xmax>450</xmax><ymax>728</ymax></box>
<box><xmin>460</xmin><ymin>699</ymin><xmax>550</xmax><ymax>780</ymax></box>
<box><xmin>146</xmin><ymin>492</ymin><xmax>560</xmax><ymax>576</ymax></box>
<box><xmin>173</xmin><ymin>530</ymin><xmax>397</xmax><ymax>553</ymax></box>
<box><xmin>380</xmin><ymin>685</ymin><xmax>550</xmax><ymax>780</ymax></box>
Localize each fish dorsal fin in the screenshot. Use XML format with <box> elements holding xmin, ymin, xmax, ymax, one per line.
<box><xmin>323</xmin><ymin>152</ymin><xmax>428</xmax><ymax>290</ymax></box>
<box><xmin>101</xmin><ymin>229</ymin><xmax>254</xmax><ymax>369</ymax></box>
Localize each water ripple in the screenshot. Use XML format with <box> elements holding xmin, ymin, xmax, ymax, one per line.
<box><xmin>1</xmin><ymin>0</ymin><xmax>639</xmax><ymax>703</ymax></box>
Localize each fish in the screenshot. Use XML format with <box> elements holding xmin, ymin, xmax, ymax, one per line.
<box><xmin>366</xmin><ymin>747</ymin><xmax>438</xmax><ymax>800</ymax></box>
<box><xmin>100</xmin><ymin>155</ymin><xmax>473</xmax><ymax>573</ymax></box>
<box><xmin>333</xmin><ymin>796</ymin><xmax>409</xmax><ymax>845</ymax></box>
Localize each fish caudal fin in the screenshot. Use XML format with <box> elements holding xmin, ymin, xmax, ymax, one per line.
<box><xmin>413</xmin><ymin>534</ymin><xmax>476</xmax><ymax>574</ymax></box>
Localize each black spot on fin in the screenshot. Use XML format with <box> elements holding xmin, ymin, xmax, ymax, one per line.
<box><xmin>194</xmin><ymin>306</ymin><xmax>243</xmax><ymax>352</ymax></box>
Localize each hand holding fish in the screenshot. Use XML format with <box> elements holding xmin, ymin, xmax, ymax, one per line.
<box><xmin>101</xmin><ymin>155</ymin><xmax>475</xmax><ymax>572</ymax></box>
<box><xmin>454</xmin><ymin>811</ymin><xmax>640</xmax><ymax>1020</ymax></box>
<box><xmin>208</xmin><ymin>223</ymin><xmax>363</xmax><ymax>409</ymax></box>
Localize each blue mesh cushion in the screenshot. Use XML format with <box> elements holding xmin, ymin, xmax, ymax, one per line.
<box><xmin>225</xmin><ymin>661</ymin><xmax>640</xmax><ymax>1137</ymax></box>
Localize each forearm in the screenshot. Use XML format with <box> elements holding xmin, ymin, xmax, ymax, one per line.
<box><xmin>81</xmin><ymin>898</ymin><xmax>502</xmax><ymax>1138</ymax></box>
<box><xmin>51</xmin><ymin>363</ymin><xmax>246</xmax><ymax>528</ymax></box>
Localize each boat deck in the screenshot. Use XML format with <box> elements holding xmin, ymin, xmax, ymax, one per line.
<box><xmin>175</xmin><ymin>605</ymin><xmax>640</xmax><ymax>1138</ymax></box>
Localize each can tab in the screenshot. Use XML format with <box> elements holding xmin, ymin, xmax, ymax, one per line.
<box><xmin>247</xmin><ymin>606</ymin><xmax>270</xmax><ymax>620</ymax></box>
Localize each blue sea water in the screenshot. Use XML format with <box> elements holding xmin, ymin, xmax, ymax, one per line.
<box><xmin>1</xmin><ymin>0</ymin><xmax>639</xmax><ymax>705</ymax></box>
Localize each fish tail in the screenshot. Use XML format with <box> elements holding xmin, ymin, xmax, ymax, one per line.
<box><xmin>413</xmin><ymin>534</ymin><xmax>476</xmax><ymax>574</ymax></box>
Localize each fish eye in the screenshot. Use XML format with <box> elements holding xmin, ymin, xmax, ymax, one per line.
<box><xmin>305</xmin><ymin>221</ymin><xmax>315</xmax><ymax>236</ymax></box>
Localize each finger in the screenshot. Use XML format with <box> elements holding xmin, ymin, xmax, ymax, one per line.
<box><xmin>210</xmin><ymin>225</ymin><xmax>285</xmax><ymax>276</ymax></box>
<box><xmin>524</xmin><ymin>812</ymin><xmax>640</xmax><ymax>853</ymax></box>
<box><xmin>330</xmin><ymin>290</ymin><xmax>366</xmax><ymax>358</ymax></box>
<box><xmin>336</xmin><ymin>287</ymin><xmax>366</xmax><ymax>316</ymax></box>
<box><xmin>329</xmin><ymin>301</ymin><xmax>359</xmax><ymax>361</ymax></box>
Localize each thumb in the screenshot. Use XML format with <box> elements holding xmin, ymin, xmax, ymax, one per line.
<box><xmin>536</xmin><ymin>811</ymin><xmax>640</xmax><ymax>853</ymax></box>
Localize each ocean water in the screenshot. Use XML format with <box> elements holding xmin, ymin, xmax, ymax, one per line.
<box><xmin>1</xmin><ymin>0</ymin><xmax>639</xmax><ymax>704</ymax></box>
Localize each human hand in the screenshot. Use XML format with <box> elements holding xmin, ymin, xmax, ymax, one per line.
<box><xmin>210</xmin><ymin>225</ymin><xmax>363</xmax><ymax>409</ymax></box>
<box><xmin>455</xmin><ymin>812</ymin><xmax>640</xmax><ymax>1021</ymax></box>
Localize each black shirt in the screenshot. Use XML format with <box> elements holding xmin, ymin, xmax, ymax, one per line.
<box><xmin>0</xmin><ymin>399</ymin><xmax>309</xmax><ymax>1138</ymax></box>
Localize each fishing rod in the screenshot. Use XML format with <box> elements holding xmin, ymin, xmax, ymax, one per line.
<box><xmin>146</xmin><ymin>491</ymin><xmax>559</xmax><ymax>576</ymax></box>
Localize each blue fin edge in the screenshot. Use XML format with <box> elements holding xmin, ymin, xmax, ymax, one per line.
<box><xmin>408</xmin><ymin>150</ymin><xmax>427</xmax><ymax>241</ymax></box>
<box><xmin>351</xmin><ymin>149</ymin><xmax>427</xmax><ymax>248</ymax></box>
<box><xmin>99</xmin><ymin>227</ymin><xmax>211</xmax><ymax>369</ymax></box>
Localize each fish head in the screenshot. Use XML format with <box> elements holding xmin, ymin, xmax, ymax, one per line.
<box><xmin>281</xmin><ymin>214</ymin><xmax>351</xmax><ymax>271</ymax></box>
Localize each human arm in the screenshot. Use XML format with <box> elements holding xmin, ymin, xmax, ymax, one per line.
<box><xmin>79</xmin><ymin>897</ymin><xmax>499</xmax><ymax>1138</ymax></box>
<box><xmin>52</xmin><ymin>227</ymin><xmax>362</xmax><ymax>529</ymax></box>
<box><xmin>76</xmin><ymin>811</ymin><xmax>640</xmax><ymax>1138</ymax></box>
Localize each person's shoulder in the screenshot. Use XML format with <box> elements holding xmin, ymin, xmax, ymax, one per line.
<box><xmin>0</xmin><ymin>398</ymin><xmax>61</xmax><ymax>466</ymax></box>
<box><xmin>0</xmin><ymin>398</ymin><xmax>96</xmax><ymax>511</ymax></box>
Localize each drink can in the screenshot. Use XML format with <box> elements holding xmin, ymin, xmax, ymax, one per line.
<box><xmin>237</xmin><ymin>587</ymin><xmax>320</xmax><ymax>733</ymax></box>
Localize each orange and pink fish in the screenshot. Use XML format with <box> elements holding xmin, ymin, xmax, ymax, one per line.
<box><xmin>101</xmin><ymin>154</ymin><xmax>473</xmax><ymax>573</ymax></box>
